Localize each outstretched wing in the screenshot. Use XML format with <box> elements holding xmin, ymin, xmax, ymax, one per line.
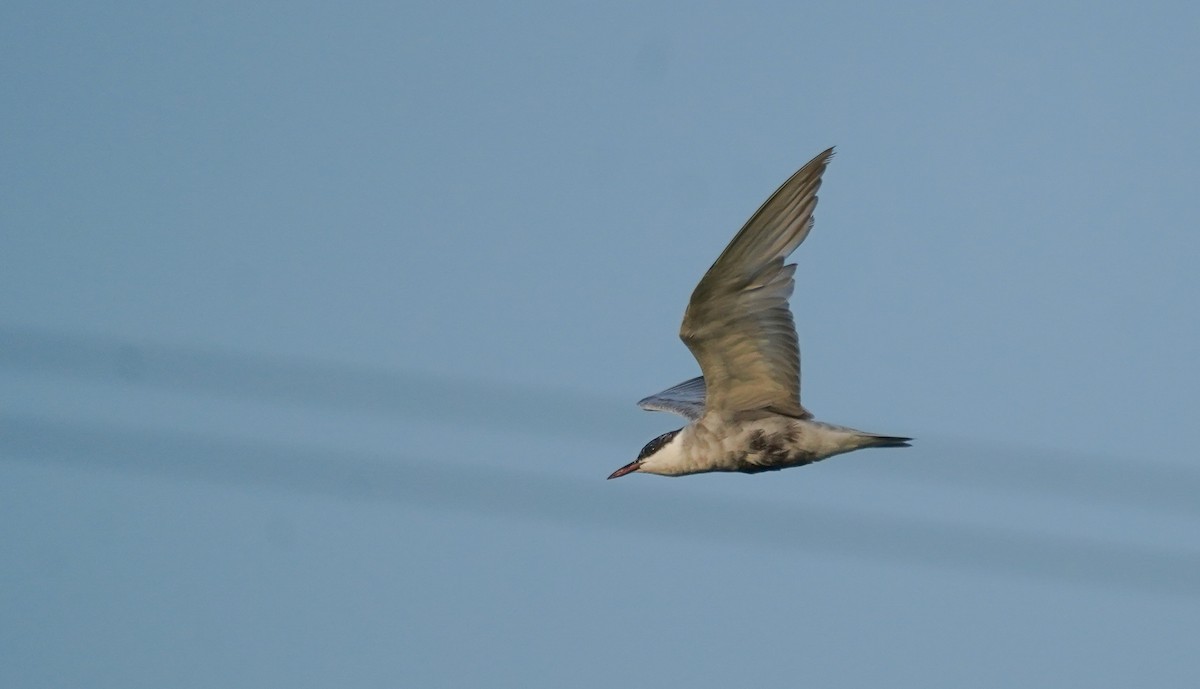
<box><xmin>679</xmin><ymin>148</ymin><xmax>834</xmax><ymax>418</ymax></box>
<box><xmin>637</xmin><ymin>376</ymin><xmax>706</xmax><ymax>420</ymax></box>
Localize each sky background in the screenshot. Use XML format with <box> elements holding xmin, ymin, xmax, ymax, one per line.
<box><xmin>3</xmin><ymin>1</ymin><xmax>1199</xmax><ymax>687</ymax></box>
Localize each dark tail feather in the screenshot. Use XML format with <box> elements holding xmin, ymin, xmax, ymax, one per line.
<box><xmin>862</xmin><ymin>435</ymin><xmax>913</xmax><ymax>449</ymax></box>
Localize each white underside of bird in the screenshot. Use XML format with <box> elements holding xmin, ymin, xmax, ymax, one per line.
<box><xmin>609</xmin><ymin>148</ymin><xmax>910</xmax><ymax>480</ymax></box>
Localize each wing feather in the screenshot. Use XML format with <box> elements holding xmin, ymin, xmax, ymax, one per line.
<box><xmin>637</xmin><ymin>376</ymin><xmax>707</xmax><ymax>420</ymax></box>
<box><xmin>678</xmin><ymin>148</ymin><xmax>835</xmax><ymax>417</ymax></box>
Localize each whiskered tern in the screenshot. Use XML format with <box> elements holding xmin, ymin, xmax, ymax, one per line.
<box><xmin>609</xmin><ymin>148</ymin><xmax>910</xmax><ymax>479</ymax></box>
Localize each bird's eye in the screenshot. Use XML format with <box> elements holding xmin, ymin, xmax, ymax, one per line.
<box><xmin>637</xmin><ymin>441</ymin><xmax>657</xmax><ymax>460</ymax></box>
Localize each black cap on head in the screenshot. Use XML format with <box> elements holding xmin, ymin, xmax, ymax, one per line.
<box><xmin>637</xmin><ymin>428</ymin><xmax>682</xmax><ymax>461</ymax></box>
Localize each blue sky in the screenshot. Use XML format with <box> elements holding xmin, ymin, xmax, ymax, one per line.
<box><xmin>3</xmin><ymin>1</ymin><xmax>1199</xmax><ymax>687</ymax></box>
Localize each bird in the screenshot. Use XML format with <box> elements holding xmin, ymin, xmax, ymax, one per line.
<box><xmin>608</xmin><ymin>147</ymin><xmax>910</xmax><ymax>480</ymax></box>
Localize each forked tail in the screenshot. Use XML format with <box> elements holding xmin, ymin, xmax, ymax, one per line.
<box><xmin>861</xmin><ymin>434</ymin><xmax>913</xmax><ymax>449</ymax></box>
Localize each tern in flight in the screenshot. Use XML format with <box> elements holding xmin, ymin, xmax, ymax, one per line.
<box><xmin>609</xmin><ymin>148</ymin><xmax>910</xmax><ymax>479</ymax></box>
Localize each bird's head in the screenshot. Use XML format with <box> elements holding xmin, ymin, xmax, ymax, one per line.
<box><xmin>608</xmin><ymin>428</ymin><xmax>684</xmax><ymax>479</ymax></box>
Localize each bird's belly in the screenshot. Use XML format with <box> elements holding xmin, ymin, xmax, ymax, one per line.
<box><xmin>727</xmin><ymin>443</ymin><xmax>817</xmax><ymax>473</ymax></box>
<box><xmin>715</xmin><ymin>422</ymin><xmax>820</xmax><ymax>473</ymax></box>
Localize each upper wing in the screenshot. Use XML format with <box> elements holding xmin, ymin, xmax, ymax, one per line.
<box><xmin>678</xmin><ymin>147</ymin><xmax>835</xmax><ymax>418</ymax></box>
<box><xmin>637</xmin><ymin>375</ymin><xmax>706</xmax><ymax>420</ymax></box>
